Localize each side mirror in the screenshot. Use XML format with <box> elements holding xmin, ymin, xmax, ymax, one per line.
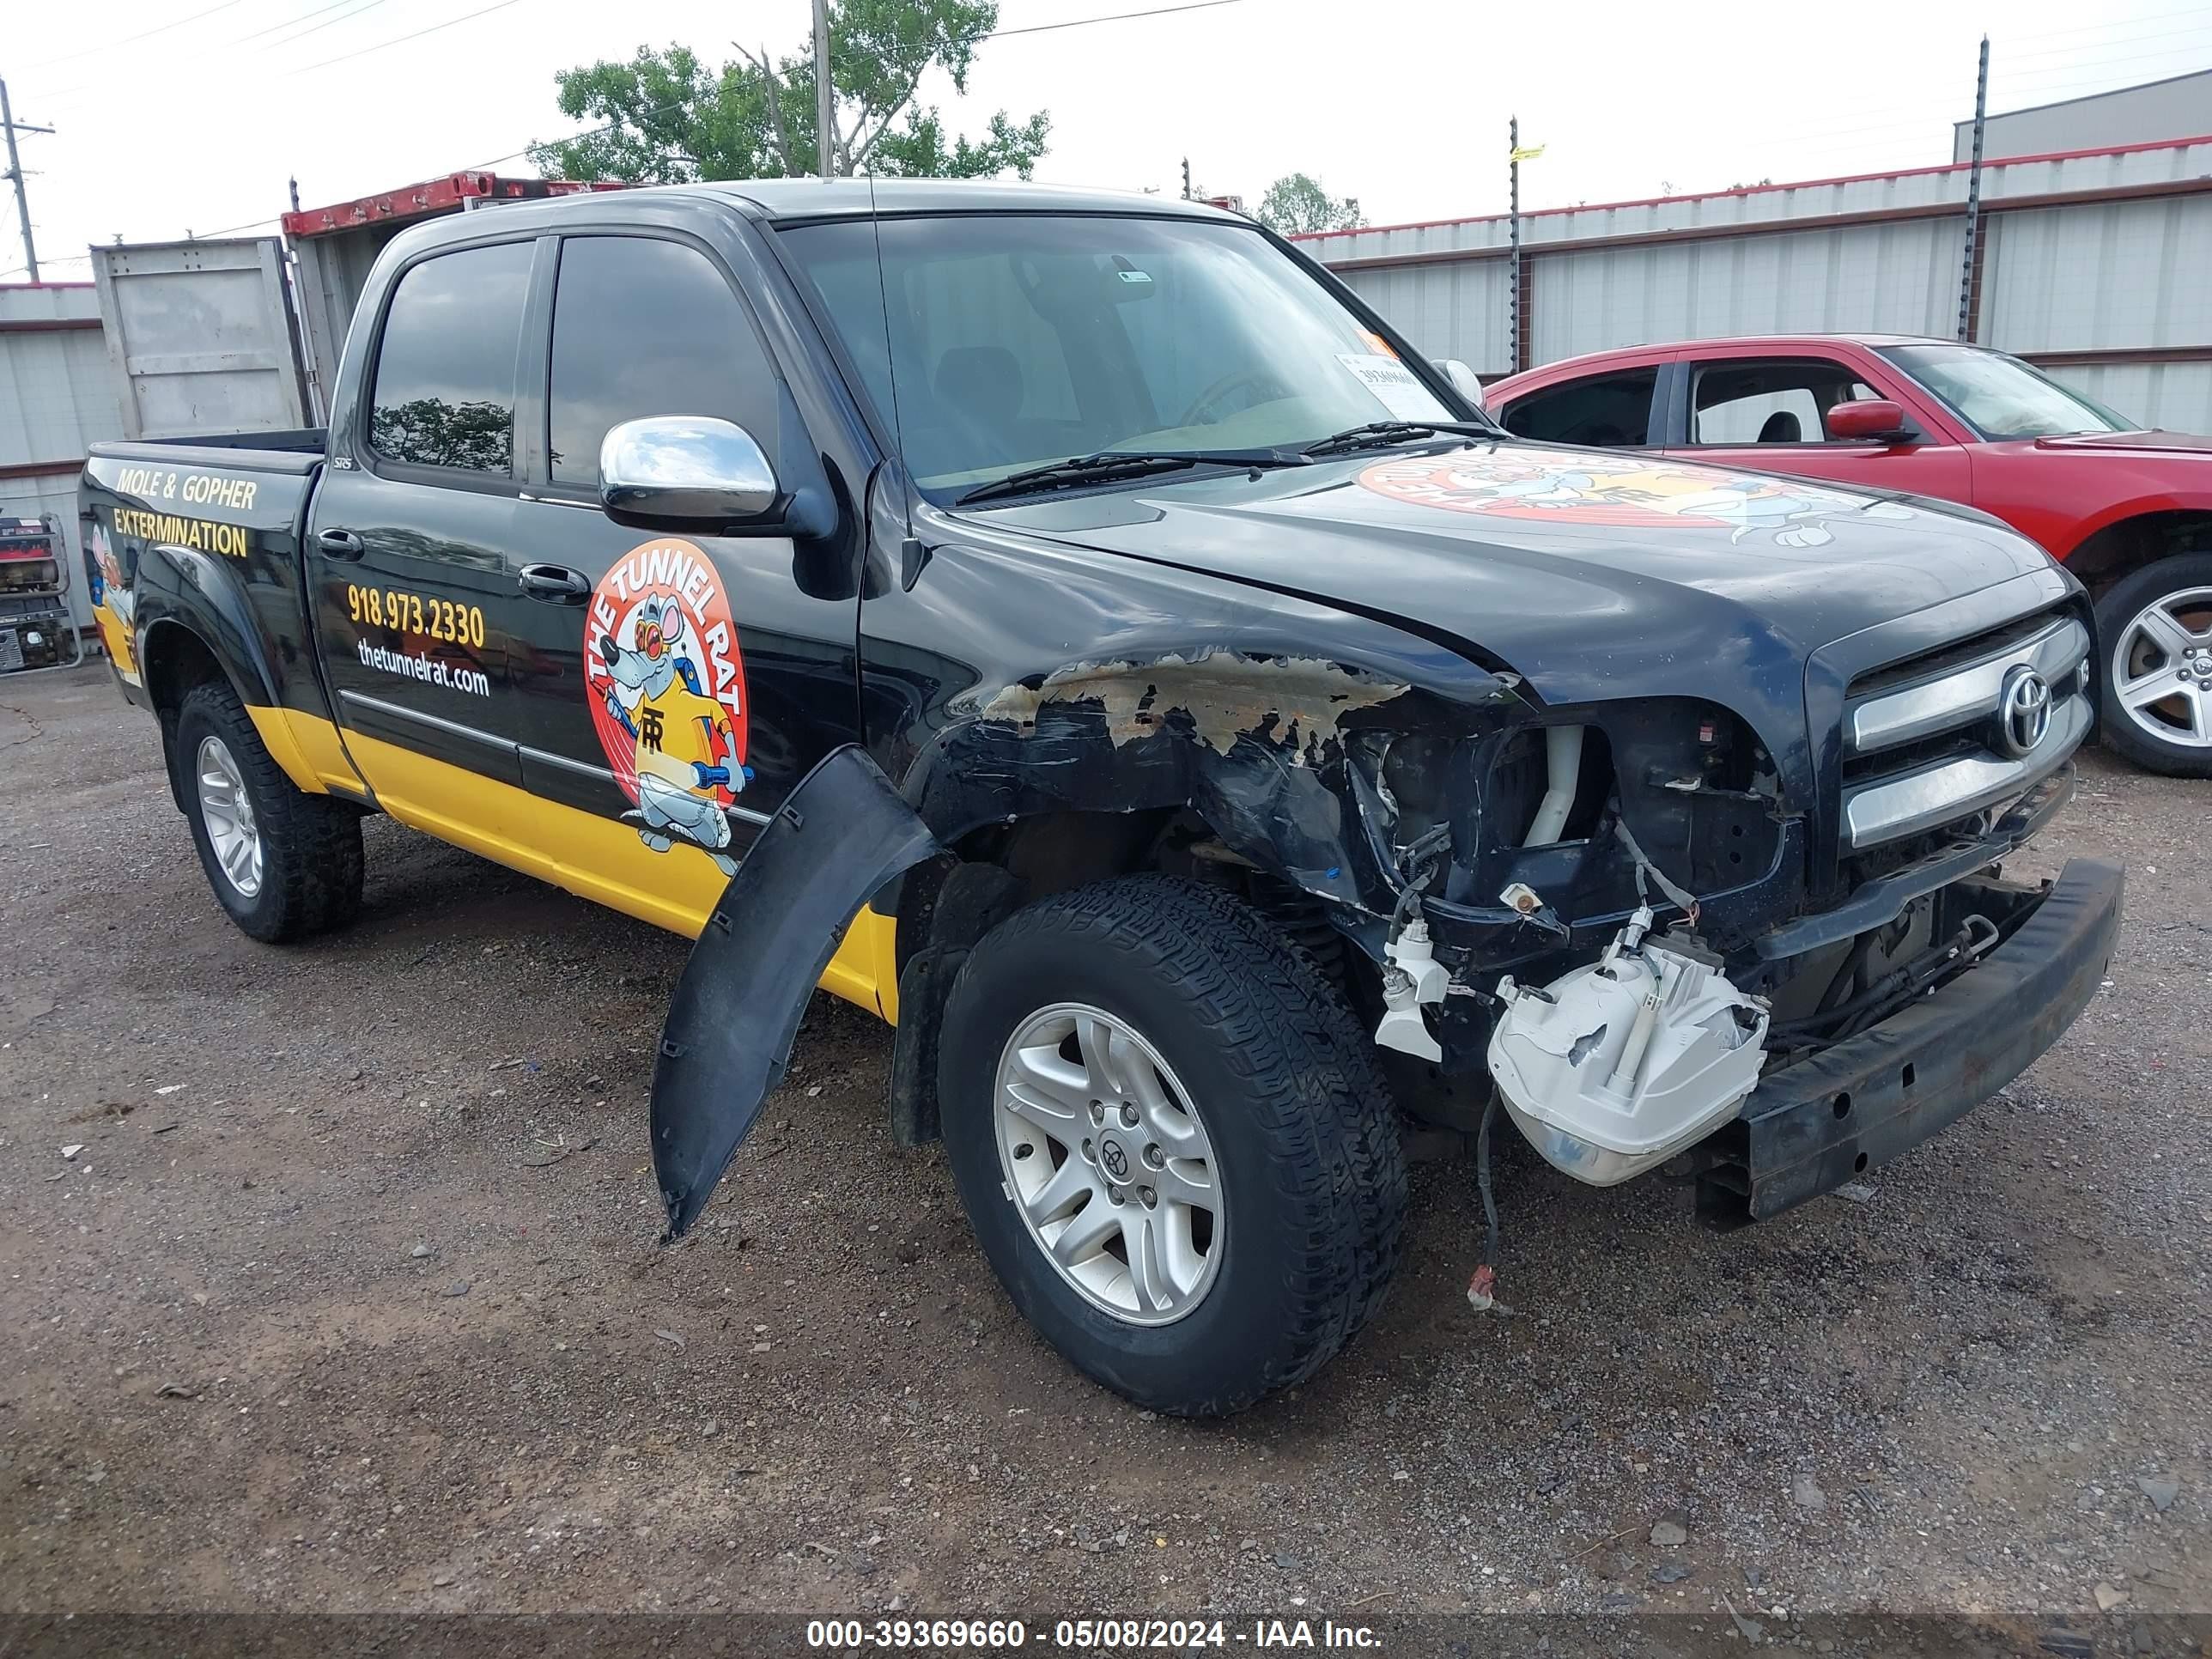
<box><xmin>599</xmin><ymin>416</ymin><xmax>781</xmax><ymax>532</ymax></box>
<box><xmin>1826</xmin><ymin>399</ymin><xmax>1916</xmax><ymax>444</ymax></box>
<box><xmin>1436</xmin><ymin>359</ymin><xmax>1486</xmax><ymax>402</ymax></box>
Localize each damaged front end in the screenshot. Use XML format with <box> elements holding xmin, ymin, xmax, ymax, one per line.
<box><xmin>1337</xmin><ymin>592</ymin><xmax>2117</xmax><ymax>1221</ymax></box>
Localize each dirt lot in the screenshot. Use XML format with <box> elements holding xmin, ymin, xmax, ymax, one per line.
<box><xmin>2</xmin><ymin>663</ymin><xmax>2207</xmax><ymax>1648</ymax></box>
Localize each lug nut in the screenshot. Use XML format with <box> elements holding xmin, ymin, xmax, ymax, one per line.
<box><xmin>1120</xmin><ymin>1103</ymin><xmax>1139</xmax><ymax>1128</ymax></box>
<box><xmin>1107</xmin><ymin>1185</ymin><xmax>1124</xmax><ymax>1205</ymax></box>
<box><xmin>1143</xmin><ymin>1143</ymin><xmax>1164</xmax><ymax>1169</ymax></box>
<box><xmin>1088</xmin><ymin>1100</ymin><xmax>1105</xmax><ymax>1126</ymax></box>
<box><xmin>1139</xmin><ymin>1186</ymin><xmax>1158</xmax><ymax>1209</ymax></box>
<box><xmin>1081</xmin><ymin>1138</ymin><xmax>1095</xmax><ymax>1163</ymax></box>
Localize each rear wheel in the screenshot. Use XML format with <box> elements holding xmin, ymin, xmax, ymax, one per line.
<box><xmin>2094</xmin><ymin>554</ymin><xmax>2212</xmax><ymax>777</ymax></box>
<box><xmin>174</xmin><ymin>680</ymin><xmax>364</xmax><ymax>941</ymax></box>
<box><xmin>936</xmin><ymin>875</ymin><xmax>1406</xmax><ymax>1416</ymax></box>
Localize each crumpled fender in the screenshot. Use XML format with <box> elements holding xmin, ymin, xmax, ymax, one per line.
<box><xmin>650</xmin><ymin>744</ymin><xmax>939</xmax><ymax>1237</ymax></box>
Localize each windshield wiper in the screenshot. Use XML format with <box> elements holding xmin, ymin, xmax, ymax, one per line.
<box><xmin>1301</xmin><ymin>420</ymin><xmax>1503</xmax><ymax>459</ymax></box>
<box><xmin>955</xmin><ymin>448</ymin><xmax>1307</xmax><ymax>507</ymax></box>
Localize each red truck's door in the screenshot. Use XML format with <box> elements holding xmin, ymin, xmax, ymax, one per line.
<box><xmin>1662</xmin><ymin>349</ymin><xmax>1975</xmax><ymax>505</ymax></box>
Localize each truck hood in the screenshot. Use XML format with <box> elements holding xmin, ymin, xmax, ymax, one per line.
<box><xmin>972</xmin><ymin>441</ymin><xmax>2057</xmax><ymax>708</ymax></box>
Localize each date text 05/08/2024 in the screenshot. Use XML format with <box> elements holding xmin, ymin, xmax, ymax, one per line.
<box><xmin>804</xmin><ymin>1619</ymin><xmax>1382</xmax><ymax>1650</ymax></box>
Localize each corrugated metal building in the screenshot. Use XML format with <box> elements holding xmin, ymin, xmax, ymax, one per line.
<box><xmin>1298</xmin><ymin>134</ymin><xmax>2212</xmax><ymax>432</ymax></box>
<box><xmin>0</xmin><ymin>282</ymin><xmax>122</xmax><ymax>632</ymax></box>
<box><xmin>1954</xmin><ymin>69</ymin><xmax>2212</xmax><ymax>163</ymax></box>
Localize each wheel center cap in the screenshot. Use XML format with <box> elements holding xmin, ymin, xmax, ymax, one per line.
<box><xmin>1098</xmin><ymin>1137</ymin><xmax>1131</xmax><ymax>1182</ymax></box>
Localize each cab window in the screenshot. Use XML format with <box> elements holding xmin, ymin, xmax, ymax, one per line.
<box><xmin>368</xmin><ymin>241</ymin><xmax>535</xmax><ymax>475</ymax></box>
<box><xmin>1499</xmin><ymin>369</ymin><xmax>1657</xmax><ymax>446</ymax></box>
<box><xmin>1690</xmin><ymin>358</ymin><xmax>1886</xmax><ymax>444</ymax></box>
<box><xmin>548</xmin><ymin>236</ymin><xmax>777</xmax><ymax>488</ymax></box>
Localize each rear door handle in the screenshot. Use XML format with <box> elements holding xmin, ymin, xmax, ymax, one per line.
<box><xmin>517</xmin><ymin>562</ymin><xmax>592</xmax><ymax>605</ymax></box>
<box><xmin>317</xmin><ymin>527</ymin><xmax>366</xmax><ymax>560</ymax></box>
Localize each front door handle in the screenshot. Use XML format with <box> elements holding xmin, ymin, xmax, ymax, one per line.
<box><xmin>517</xmin><ymin>562</ymin><xmax>592</xmax><ymax>605</ymax></box>
<box><xmin>317</xmin><ymin>527</ymin><xmax>366</xmax><ymax>561</ymax></box>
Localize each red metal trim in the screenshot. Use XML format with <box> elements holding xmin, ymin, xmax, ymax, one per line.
<box><xmin>0</xmin><ymin>459</ymin><xmax>86</xmax><ymax>481</ymax></box>
<box><xmin>0</xmin><ymin>316</ymin><xmax>100</xmax><ymax>334</ymax></box>
<box><xmin>2021</xmin><ymin>346</ymin><xmax>2212</xmax><ymax>368</ymax></box>
<box><xmin>1316</xmin><ymin>174</ymin><xmax>2212</xmax><ymax>274</ymax></box>
<box><xmin>283</xmin><ymin>172</ymin><xmax>628</xmax><ymax>240</ymax></box>
<box><xmin>1291</xmin><ymin>131</ymin><xmax>2212</xmax><ymax>246</ymax></box>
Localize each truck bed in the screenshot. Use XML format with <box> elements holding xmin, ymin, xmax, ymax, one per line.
<box><xmin>91</xmin><ymin>430</ymin><xmax>328</xmax><ymax>473</ymax></box>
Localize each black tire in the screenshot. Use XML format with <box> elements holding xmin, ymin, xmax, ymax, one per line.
<box><xmin>173</xmin><ymin>680</ymin><xmax>365</xmax><ymax>942</ymax></box>
<box><xmin>936</xmin><ymin>875</ymin><xmax>1407</xmax><ymax>1416</ymax></box>
<box><xmin>2093</xmin><ymin>553</ymin><xmax>2212</xmax><ymax>777</ymax></box>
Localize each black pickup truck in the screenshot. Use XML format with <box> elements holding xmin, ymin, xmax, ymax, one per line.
<box><xmin>80</xmin><ymin>179</ymin><xmax>2120</xmax><ymax>1416</ymax></box>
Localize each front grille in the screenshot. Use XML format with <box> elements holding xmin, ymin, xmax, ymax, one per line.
<box><xmin>1838</xmin><ymin>607</ymin><xmax>2090</xmax><ymax>851</ymax></box>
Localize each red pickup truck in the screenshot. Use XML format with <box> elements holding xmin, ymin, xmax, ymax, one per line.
<box><xmin>1482</xmin><ymin>335</ymin><xmax>2212</xmax><ymax>775</ymax></box>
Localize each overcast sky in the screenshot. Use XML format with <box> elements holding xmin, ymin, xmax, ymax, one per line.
<box><xmin>9</xmin><ymin>0</ymin><xmax>2211</xmax><ymax>279</ymax></box>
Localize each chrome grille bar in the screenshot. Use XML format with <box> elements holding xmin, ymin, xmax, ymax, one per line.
<box><xmin>1843</xmin><ymin>692</ymin><xmax>2090</xmax><ymax>848</ymax></box>
<box><xmin>1846</xmin><ymin>616</ymin><xmax>2090</xmax><ymax>756</ymax></box>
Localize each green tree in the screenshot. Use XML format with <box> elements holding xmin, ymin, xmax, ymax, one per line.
<box><xmin>529</xmin><ymin>0</ymin><xmax>1049</xmax><ymax>183</ymax></box>
<box><xmin>369</xmin><ymin>398</ymin><xmax>514</xmax><ymax>473</ymax></box>
<box><xmin>1255</xmin><ymin>173</ymin><xmax>1364</xmax><ymax>234</ymax></box>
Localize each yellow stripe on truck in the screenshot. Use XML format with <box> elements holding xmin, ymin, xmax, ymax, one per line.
<box><xmin>246</xmin><ymin>705</ymin><xmax>368</xmax><ymax>797</ymax></box>
<box><xmin>246</xmin><ymin>708</ymin><xmax>896</xmax><ymax>1021</ymax></box>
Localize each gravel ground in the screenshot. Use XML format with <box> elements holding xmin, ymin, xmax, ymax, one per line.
<box><xmin>1</xmin><ymin>664</ymin><xmax>2206</xmax><ymax>1650</ymax></box>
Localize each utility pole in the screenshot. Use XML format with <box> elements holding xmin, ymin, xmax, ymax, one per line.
<box><xmin>1506</xmin><ymin>116</ymin><xmax>1521</xmax><ymax>377</ymax></box>
<box><xmin>812</xmin><ymin>0</ymin><xmax>835</xmax><ymax>179</ymax></box>
<box><xmin>1181</xmin><ymin>157</ymin><xmax>1192</xmax><ymax>201</ymax></box>
<box><xmin>1957</xmin><ymin>35</ymin><xmax>1990</xmax><ymax>342</ymax></box>
<box><xmin>2</xmin><ymin>78</ymin><xmax>55</xmax><ymax>283</ymax></box>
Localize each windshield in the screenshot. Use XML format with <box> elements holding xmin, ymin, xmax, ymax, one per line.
<box><xmin>778</xmin><ymin>214</ymin><xmax>1460</xmax><ymax>499</ymax></box>
<box><xmin>1879</xmin><ymin>343</ymin><xmax>2133</xmax><ymax>440</ymax></box>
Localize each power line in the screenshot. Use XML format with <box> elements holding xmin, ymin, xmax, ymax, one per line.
<box><xmin>23</xmin><ymin>0</ymin><xmax>259</xmax><ymax>71</ymax></box>
<box><xmin>33</xmin><ymin>0</ymin><xmax>400</xmax><ymax>106</ymax></box>
<box><xmin>480</xmin><ymin>0</ymin><xmax>1255</xmax><ymax>169</ymax></box>
<box><xmin>241</xmin><ymin>0</ymin><xmax>396</xmax><ymax>50</ymax></box>
<box><xmin>986</xmin><ymin>0</ymin><xmax>1244</xmax><ymax>39</ymax></box>
<box><xmin>279</xmin><ymin>0</ymin><xmax>527</xmax><ymax>76</ymax></box>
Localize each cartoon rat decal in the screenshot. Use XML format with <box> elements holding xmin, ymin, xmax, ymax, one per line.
<box><xmin>597</xmin><ymin>592</ymin><xmax>750</xmax><ymax>876</ymax></box>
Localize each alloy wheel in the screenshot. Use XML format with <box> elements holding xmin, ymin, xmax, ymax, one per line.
<box><xmin>992</xmin><ymin>1001</ymin><xmax>1224</xmax><ymax>1326</ymax></box>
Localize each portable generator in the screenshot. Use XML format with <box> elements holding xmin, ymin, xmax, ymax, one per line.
<box><xmin>0</xmin><ymin>515</ymin><xmax>82</xmax><ymax>674</ymax></box>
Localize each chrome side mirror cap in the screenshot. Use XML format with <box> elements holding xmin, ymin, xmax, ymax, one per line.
<box><xmin>599</xmin><ymin>416</ymin><xmax>780</xmax><ymax>530</ymax></box>
<box><xmin>1436</xmin><ymin>359</ymin><xmax>1486</xmax><ymax>402</ymax></box>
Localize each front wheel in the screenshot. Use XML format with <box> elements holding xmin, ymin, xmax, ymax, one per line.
<box><xmin>936</xmin><ymin>876</ymin><xmax>1407</xmax><ymax>1416</ymax></box>
<box><xmin>2094</xmin><ymin>554</ymin><xmax>2212</xmax><ymax>776</ymax></box>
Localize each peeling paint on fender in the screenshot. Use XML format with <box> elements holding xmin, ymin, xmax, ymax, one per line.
<box><xmin>969</xmin><ymin>649</ymin><xmax>1411</xmax><ymax>756</ymax></box>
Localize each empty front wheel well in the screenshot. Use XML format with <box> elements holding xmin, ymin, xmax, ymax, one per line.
<box><xmin>885</xmin><ymin>805</ymin><xmax>1358</xmax><ymax>1149</ymax></box>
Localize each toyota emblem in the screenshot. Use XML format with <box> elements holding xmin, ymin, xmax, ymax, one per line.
<box><xmin>1099</xmin><ymin>1139</ymin><xmax>1131</xmax><ymax>1182</ymax></box>
<box><xmin>1997</xmin><ymin>665</ymin><xmax>2052</xmax><ymax>757</ymax></box>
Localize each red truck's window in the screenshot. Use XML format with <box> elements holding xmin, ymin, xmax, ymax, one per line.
<box><xmin>1500</xmin><ymin>370</ymin><xmax>1656</xmax><ymax>446</ymax></box>
<box><xmin>1689</xmin><ymin>360</ymin><xmax>1881</xmax><ymax>445</ymax></box>
<box><xmin>547</xmin><ymin>237</ymin><xmax>775</xmax><ymax>489</ymax></box>
<box><xmin>369</xmin><ymin>241</ymin><xmax>534</xmax><ymax>475</ymax></box>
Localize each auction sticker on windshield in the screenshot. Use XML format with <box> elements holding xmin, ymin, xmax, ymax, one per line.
<box><xmin>1337</xmin><ymin>353</ymin><xmax>1441</xmax><ymax>422</ymax></box>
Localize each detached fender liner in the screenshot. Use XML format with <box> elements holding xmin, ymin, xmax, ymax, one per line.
<box><xmin>650</xmin><ymin>745</ymin><xmax>939</xmax><ymax>1238</ymax></box>
<box><xmin>1700</xmin><ymin>858</ymin><xmax>2123</xmax><ymax>1224</ymax></box>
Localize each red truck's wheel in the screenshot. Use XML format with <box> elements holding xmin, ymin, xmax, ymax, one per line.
<box><xmin>935</xmin><ymin>875</ymin><xmax>1407</xmax><ymax>1417</ymax></box>
<box><xmin>2094</xmin><ymin>554</ymin><xmax>2212</xmax><ymax>778</ymax></box>
<box><xmin>173</xmin><ymin>681</ymin><xmax>365</xmax><ymax>942</ymax></box>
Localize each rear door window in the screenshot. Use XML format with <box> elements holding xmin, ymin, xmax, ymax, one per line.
<box><xmin>547</xmin><ymin>236</ymin><xmax>779</xmax><ymax>489</ymax></box>
<box><xmin>368</xmin><ymin>241</ymin><xmax>535</xmax><ymax>475</ymax></box>
<box><xmin>1499</xmin><ymin>370</ymin><xmax>1658</xmax><ymax>446</ymax></box>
